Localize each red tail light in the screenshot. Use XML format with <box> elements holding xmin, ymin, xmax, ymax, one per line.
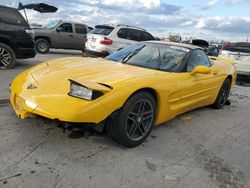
<box><xmin>100</xmin><ymin>37</ymin><xmax>113</xmax><ymax>45</ymax></box>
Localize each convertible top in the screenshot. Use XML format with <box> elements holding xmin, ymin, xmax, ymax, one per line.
<box><xmin>145</xmin><ymin>41</ymin><xmax>203</xmax><ymax>50</ymax></box>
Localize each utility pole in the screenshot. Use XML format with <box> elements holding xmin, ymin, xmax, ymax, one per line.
<box><xmin>247</xmin><ymin>36</ymin><xmax>249</xmax><ymax>42</ymax></box>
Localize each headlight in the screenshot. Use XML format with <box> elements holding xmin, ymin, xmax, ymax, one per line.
<box><xmin>69</xmin><ymin>82</ymin><xmax>93</xmax><ymax>100</ymax></box>
<box><xmin>69</xmin><ymin>82</ymin><xmax>103</xmax><ymax>100</ymax></box>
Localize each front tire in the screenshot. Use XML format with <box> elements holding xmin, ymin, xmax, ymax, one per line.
<box><xmin>35</xmin><ymin>39</ymin><xmax>50</xmax><ymax>54</ymax></box>
<box><xmin>213</xmin><ymin>78</ymin><xmax>231</xmax><ymax>109</ymax></box>
<box><xmin>109</xmin><ymin>92</ymin><xmax>156</xmax><ymax>147</ymax></box>
<box><xmin>0</xmin><ymin>42</ymin><xmax>16</xmax><ymax>69</ymax></box>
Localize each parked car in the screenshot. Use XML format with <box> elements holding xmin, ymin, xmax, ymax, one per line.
<box><xmin>210</xmin><ymin>43</ymin><xmax>222</xmax><ymax>51</ymax></box>
<box><xmin>207</xmin><ymin>45</ymin><xmax>220</xmax><ymax>57</ymax></box>
<box><xmin>34</xmin><ymin>20</ymin><xmax>91</xmax><ymax>54</ymax></box>
<box><xmin>10</xmin><ymin>42</ymin><xmax>236</xmax><ymax>147</ymax></box>
<box><xmin>182</xmin><ymin>39</ymin><xmax>209</xmax><ymax>49</ymax></box>
<box><xmin>85</xmin><ymin>24</ymin><xmax>155</xmax><ymax>57</ymax></box>
<box><xmin>220</xmin><ymin>42</ymin><xmax>250</xmax><ymax>77</ymax></box>
<box><xmin>0</xmin><ymin>5</ymin><xmax>36</xmax><ymax>69</ymax></box>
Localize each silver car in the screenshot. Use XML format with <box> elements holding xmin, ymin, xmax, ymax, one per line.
<box><xmin>220</xmin><ymin>42</ymin><xmax>250</xmax><ymax>77</ymax></box>
<box><xmin>34</xmin><ymin>20</ymin><xmax>92</xmax><ymax>54</ymax></box>
<box><xmin>85</xmin><ymin>24</ymin><xmax>155</xmax><ymax>57</ymax></box>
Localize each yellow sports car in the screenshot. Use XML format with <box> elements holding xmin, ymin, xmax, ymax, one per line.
<box><xmin>10</xmin><ymin>42</ymin><xmax>237</xmax><ymax>147</ymax></box>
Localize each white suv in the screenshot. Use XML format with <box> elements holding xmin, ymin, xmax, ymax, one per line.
<box><xmin>219</xmin><ymin>42</ymin><xmax>250</xmax><ymax>77</ymax></box>
<box><xmin>85</xmin><ymin>24</ymin><xmax>155</xmax><ymax>57</ymax></box>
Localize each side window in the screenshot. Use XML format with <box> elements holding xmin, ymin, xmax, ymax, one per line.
<box><xmin>128</xmin><ymin>29</ymin><xmax>142</xmax><ymax>41</ymax></box>
<box><xmin>187</xmin><ymin>50</ymin><xmax>211</xmax><ymax>72</ymax></box>
<box><xmin>57</xmin><ymin>23</ymin><xmax>73</xmax><ymax>33</ymax></box>
<box><xmin>0</xmin><ymin>7</ymin><xmax>27</xmax><ymax>26</ymax></box>
<box><xmin>117</xmin><ymin>28</ymin><xmax>129</xmax><ymax>39</ymax></box>
<box><xmin>159</xmin><ymin>47</ymin><xmax>187</xmax><ymax>72</ymax></box>
<box><xmin>141</xmin><ymin>32</ymin><xmax>155</xmax><ymax>41</ymax></box>
<box><xmin>75</xmin><ymin>24</ymin><xmax>87</xmax><ymax>34</ymax></box>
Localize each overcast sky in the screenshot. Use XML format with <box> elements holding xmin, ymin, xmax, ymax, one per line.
<box><xmin>1</xmin><ymin>0</ymin><xmax>250</xmax><ymax>41</ymax></box>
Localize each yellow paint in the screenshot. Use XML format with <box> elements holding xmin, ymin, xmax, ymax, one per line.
<box><xmin>208</xmin><ymin>56</ymin><xmax>235</xmax><ymax>65</ymax></box>
<box><xmin>190</xmin><ymin>66</ymin><xmax>211</xmax><ymax>75</ymax></box>
<box><xmin>10</xmin><ymin>56</ymin><xmax>236</xmax><ymax>125</ymax></box>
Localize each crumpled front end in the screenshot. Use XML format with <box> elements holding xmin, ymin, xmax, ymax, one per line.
<box><xmin>10</xmin><ymin>70</ymin><xmax>113</xmax><ymax>124</ymax></box>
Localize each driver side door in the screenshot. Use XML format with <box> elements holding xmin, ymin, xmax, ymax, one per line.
<box><xmin>177</xmin><ymin>49</ymin><xmax>221</xmax><ymax>114</ymax></box>
<box><xmin>53</xmin><ymin>23</ymin><xmax>75</xmax><ymax>49</ymax></box>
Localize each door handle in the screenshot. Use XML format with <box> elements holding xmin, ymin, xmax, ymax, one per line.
<box><xmin>213</xmin><ymin>71</ymin><xmax>218</xmax><ymax>75</ymax></box>
<box><xmin>69</xmin><ymin>35</ymin><xmax>74</xmax><ymax>37</ymax></box>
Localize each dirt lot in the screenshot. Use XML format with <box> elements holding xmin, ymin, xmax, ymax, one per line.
<box><xmin>0</xmin><ymin>50</ymin><xmax>250</xmax><ymax>188</ymax></box>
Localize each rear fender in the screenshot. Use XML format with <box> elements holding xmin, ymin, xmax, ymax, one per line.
<box><xmin>209</xmin><ymin>56</ymin><xmax>234</xmax><ymax>65</ymax></box>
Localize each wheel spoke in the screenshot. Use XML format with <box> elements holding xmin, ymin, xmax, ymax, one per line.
<box><xmin>128</xmin><ymin>122</ymin><xmax>138</xmax><ymax>137</ymax></box>
<box><xmin>143</xmin><ymin>115</ymin><xmax>152</xmax><ymax>121</ymax></box>
<box><xmin>129</xmin><ymin>111</ymin><xmax>138</xmax><ymax>117</ymax></box>
<box><xmin>128</xmin><ymin>111</ymin><xmax>138</xmax><ymax>121</ymax></box>
<box><xmin>3</xmin><ymin>54</ymin><xmax>11</xmax><ymax>60</ymax></box>
<box><xmin>1</xmin><ymin>59</ymin><xmax>9</xmax><ymax>66</ymax></box>
<box><xmin>137</xmin><ymin>123</ymin><xmax>146</xmax><ymax>136</ymax></box>
<box><xmin>128</xmin><ymin>116</ymin><xmax>136</xmax><ymax>122</ymax></box>
<box><xmin>138</xmin><ymin>101</ymin><xmax>145</xmax><ymax>113</ymax></box>
<box><xmin>0</xmin><ymin>48</ymin><xmax>4</xmax><ymax>55</ymax></box>
<box><xmin>143</xmin><ymin>110</ymin><xmax>152</xmax><ymax>115</ymax></box>
<box><xmin>142</xmin><ymin>110</ymin><xmax>153</xmax><ymax>120</ymax></box>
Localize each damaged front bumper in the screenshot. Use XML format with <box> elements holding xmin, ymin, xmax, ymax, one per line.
<box><xmin>10</xmin><ymin>72</ymin><xmax>113</xmax><ymax>124</ymax></box>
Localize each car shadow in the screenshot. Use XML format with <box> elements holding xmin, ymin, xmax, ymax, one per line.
<box><xmin>47</xmin><ymin>49</ymin><xmax>83</xmax><ymax>56</ymax></box>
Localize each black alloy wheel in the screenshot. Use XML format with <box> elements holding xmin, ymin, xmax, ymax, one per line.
<box><xmin>213</xmin><ymin>78</ymin><xmax>231</xmax><ymax>109</ymax></box>
<box><xmin>126</xmin><ymin>99</ymin><xmax>154</xmax><ymax>141</ymax></box>
<box><xmin>109</xmin><ymin>92</ymin><xmax>156</xmax><ymax>147</ymax></box>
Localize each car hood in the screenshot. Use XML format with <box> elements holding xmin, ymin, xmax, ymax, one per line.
<box><xmin>30</xmin><ymin>57</ymin><xmax>162</xmax><ymax>87</ymax></box>
<box><xmin>34</xmin><ymin>28</ymin><xmax>51</xmax><ymax>35</ymax></box>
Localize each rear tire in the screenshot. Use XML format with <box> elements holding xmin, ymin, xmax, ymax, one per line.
<box><xmin>212</xmin><ymin>78</ymin><xmax>231</xmax><ymax>109</ymax></box>
<box><xmin>108</xmin><ymin>92</ymin><xmax>156</xmax><ymax>147</ymax></box>
<box><xmin>0</xmin><ymin>42</ymin><xmax>16</xmax><ymax>69</ymax></box>
<box><xmin>35</xmin><ymin>39</ymin><xmax>50</xmax><ymax>54</ymax></box>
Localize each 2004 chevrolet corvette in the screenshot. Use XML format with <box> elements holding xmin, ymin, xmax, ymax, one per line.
<box><xmin>10</xmin><ymin>41</ymin><xmax>237</xmax><ymax>147</ymax></box>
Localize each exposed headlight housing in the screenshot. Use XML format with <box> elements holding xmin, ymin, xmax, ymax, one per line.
<box><xmin>69</xmin><ymin>82</ymin><xmax>103</xmax><ymax>100</ymax></box>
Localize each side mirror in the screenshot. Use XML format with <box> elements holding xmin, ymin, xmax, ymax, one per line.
<box><xmin>191</xmin><ymin>66</ymin><xmax>211</xmax><ymax>75</ymax></box>
<box><xmin>56</xmin><ymin>27</ymin><xmax>63</xmax><ymax>32</ymax></box>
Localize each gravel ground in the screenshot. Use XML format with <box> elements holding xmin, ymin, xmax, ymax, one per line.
<box><xmin>0</xmin><ymin>50</ymin><xmax>250</xmax><ymax>188</ymax></box>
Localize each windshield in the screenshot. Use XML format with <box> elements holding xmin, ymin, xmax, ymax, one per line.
<box><xmin>42</xmin><ymin>20</ymin><xmax>60</xmax><ymax>29</ymax></box>
<box><xmin>106</xmin><ymin>43</ymin><xmax>188</xmax><ymax>72</ymax></box>
<box><xmin>223</xmin><ymin>43</ymin><xmax>250</xmax><ymax>53</ymax></box>
<box><xmin>89</xmin><ymin>25</ymin><xmax>114</xmax><ymax>35</ymax></box>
